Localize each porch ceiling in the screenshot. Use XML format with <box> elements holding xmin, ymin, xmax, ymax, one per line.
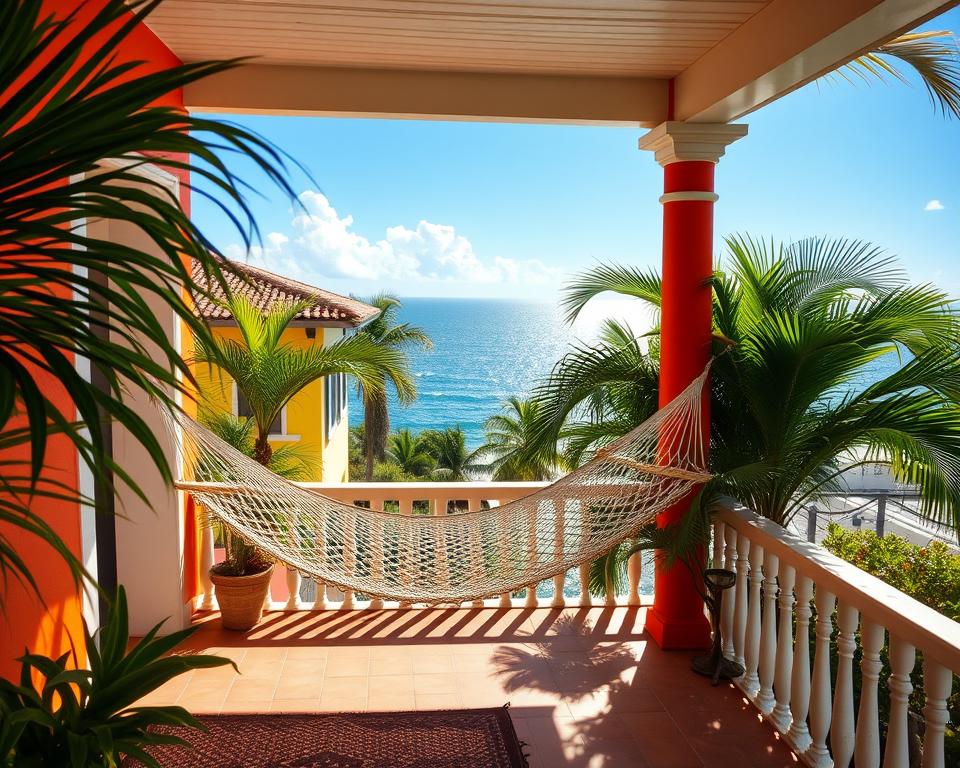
<box><xmin>146</xmin><ymin>0</ymin><xmax>959</xmax><ymax>124</ymax></box>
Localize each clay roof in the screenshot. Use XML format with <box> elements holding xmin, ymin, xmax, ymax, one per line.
<box><xmin>191</xmin><ymin>259</ymin><xmax>379</xmax><ymax>327</ymax></box>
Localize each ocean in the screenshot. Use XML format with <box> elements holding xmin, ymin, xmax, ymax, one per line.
<box><xmin>347</xmin><ymin>296</ymin><xmax>649</xmax><ymax>449</ymax></box>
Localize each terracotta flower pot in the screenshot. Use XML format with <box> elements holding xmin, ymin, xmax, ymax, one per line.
<box><xmin>210</xmin><ymin>564</ymin><xmax>274</xmax><ymax>631</ymax></box>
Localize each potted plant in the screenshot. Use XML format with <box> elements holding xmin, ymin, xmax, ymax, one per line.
<box><xmin>209</xmin><ymin>530</ymin><xmax>275</xmax><ymax>631</ymax></box>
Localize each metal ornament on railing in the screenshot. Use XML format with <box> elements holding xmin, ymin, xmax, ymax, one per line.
<box><xmin>692</xmin><ymin>568</ymin><xmax>745</xmax><ymax>685</ymax></box>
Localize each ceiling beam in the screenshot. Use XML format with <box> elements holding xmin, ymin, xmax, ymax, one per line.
<box><xmin>183</xmin><ymin>64</ymin><xmax>669</xmax><ymax>126</ymax></box>
<box><xmin>674</xmin><ymin>0</ymin><xmax>960</xmax><ymax>123</ymax></box>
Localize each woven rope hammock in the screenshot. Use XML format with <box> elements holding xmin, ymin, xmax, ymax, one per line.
<box><xmin>172</xmin><ymin>366</ymin><xmax>711</xmax><ymax>605</ymax></box>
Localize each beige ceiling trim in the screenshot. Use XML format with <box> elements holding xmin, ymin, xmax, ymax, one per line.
<box><xmin>675</xmin><ymin>0</ymin><xmax>960</xmax><ymax>122</ymax></box>
<box><xmin>184</xmin><ymin>64</ymin><xmax>669</xmax><ymax>125</ymax></box>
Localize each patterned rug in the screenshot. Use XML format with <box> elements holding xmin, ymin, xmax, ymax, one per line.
<box><xmin>121</xmin><ymin>708</ymin><xmax>528</xmax><ymax>768</ymax></box>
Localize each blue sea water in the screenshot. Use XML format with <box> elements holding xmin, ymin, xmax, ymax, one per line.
<box><xmin>347</xmin><ymin>297</ymin><xmax>595</xmax><ymax>449</ymax></box>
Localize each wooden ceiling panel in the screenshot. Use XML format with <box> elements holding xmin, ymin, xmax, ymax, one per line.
<box><xmin>146</xmin><ymin>0</ymin><xmax>770</xmax><ymax>76</ymax></box>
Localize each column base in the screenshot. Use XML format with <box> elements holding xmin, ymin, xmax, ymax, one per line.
<box><xmin>644</xmin><ymin>607</ymin><xmax>711</xmax><ymax>650</ymax></box>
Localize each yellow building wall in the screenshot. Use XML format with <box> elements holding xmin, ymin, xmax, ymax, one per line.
<box><xmin>322</xmin><ymin>327</ymin><xmax>351</xmax><ymax>484</ymax></box>
<box><xmin>192</xmin><ymin>325</ymin><xmax>350</xmax><ymax>483</ymax></box>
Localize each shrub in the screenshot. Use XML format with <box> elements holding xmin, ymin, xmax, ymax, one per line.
<box><xmin>823</xmin><ymin>523</ymin><xmax>960</xmax><ymax>765</ymax></box>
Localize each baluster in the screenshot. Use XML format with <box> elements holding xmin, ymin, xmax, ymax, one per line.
<box><xmin>921</xmin><ymin>658</ymin><xmax>953</xmax><ymax>768</ymax></box>
<box><xmin>578</xmin><ymin>564</ymin><xmax>592</xmax><ymax>607</ymax></box>
<box><xmin>342</xmin><ymin>511</ymin><xmax>356</xmax><ymax>610</ymax></box>
<box><xmin>883</xmin><ymin>636</ymin><xmax>916</xmax><ymax>768</ymax></box>
<box><xmin>368</xmin><ymin>499</ymin><xmax>386</xmax><ymax>610</ymax></box>
<box><xmin>263</xmin><ymin>581</ymin><xmax>274</xmax><ymax>611</ymax></box>
<box><xmin>627</xmin><ymin>551</ymin><xmax>642</xmax><ymax>606</ymax></box>
<box><xmin>855</xmin><ymin>620</ymin><xmax>884</xmax><ymax>768</ymax></box>
<box><xmin>830</xmin><ymin>602</ymin><xmax>859</xmax><ymax>768</ymax></box>
<box><xmin>198</xmin><ymin>511</ymin><xmax>216</xmax><ymax>610</ymax></box>
<box><xmin>712</xmin><ymin>521</ymin><xmax>724</xmax><ymax>568</ymax></box>
<box><xmin>497</xmin><ymin>503</ymin><xmax>512</xmax><ymax>608</ymax></box>
<box><xmin>771</xmin><ymin>564</ymin><xmax>795</xmax><ymax>731</ymax></box>
<box><xmin>285</xmin><ymin>568</ymin><xmax>302</xmax><ymax>610</ymax></box>
<box><xmin>742</xmin><ymin>541</ymin><xmax>764</xmax><ymax>697</ymax></box>
<box><xmin>551</xmin><ymin>500</ymin><xmax>566</xmax><ymax>608</ymax></box>
<box><xmin>312</xmin><ymin>579</ymin><xmax>329</xmax><ymax>611</ymax></box>
<box><xmin>756</xmin><ymin>552</ymin><xmax>779</xmax><ymax>714</ymax></box>
<box><xmin>525</xmin><ymin>505</ymin><xmax>538</xmax><ymax>608</ymax></box>
<box><xmin>399</xmin><ymin>498</ymin><xmax>414</xmax><ymax>609</ymax></box>
<box><xmin>468</xmin><ymin>498</ymin><xmax>484</xmax><ymax>607</ymax></box>
<box><xmin>787</xmin><ymin>575</ymin><xmax>814</xmax><ymax>752</ymax></box>
<box><xmin>604</xmin><ymin>557</ymin><xmax>617</xmax><ymax>607</ymax></box>
<box><xmin>733</xmin><ymin>533</ymin><xmax>751</xmax><ymax>667</ymax></box>
<box><xmin>808</xmin><ymin>588</ymin><xmax>836</xmax><ymax>768</ymax></box>
<box><xmin>721</xmin><ymin>526</ymin><xmax>737</xmax><ymax>657</ymax></box>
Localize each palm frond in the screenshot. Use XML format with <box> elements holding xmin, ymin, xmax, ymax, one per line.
<box><xmin>561</xmin><ymin>263</ymin><xmax>662</xmax><ymax>324</ymax></box>
<box><xmin>0</xmin><ymin>0</ymin><xmax>298</xmax><ymax>591</ymax></box>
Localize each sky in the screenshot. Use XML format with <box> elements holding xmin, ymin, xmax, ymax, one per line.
<box><xmin>192</xmin><ymin>8</ymin><xmax>960</xmax><ymax>302</ymax></box>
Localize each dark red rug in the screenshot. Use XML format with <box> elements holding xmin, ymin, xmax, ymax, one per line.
<box><xmin>121</xmin><ymin>708</ymin><xmax>528</xmax><ymax>768</ymax></box>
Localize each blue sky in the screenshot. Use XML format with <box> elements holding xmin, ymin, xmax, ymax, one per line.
<box><xmin>193</xmin><ymin>8</ymin><xmax>960</xmax><ymax>301</ymax></box>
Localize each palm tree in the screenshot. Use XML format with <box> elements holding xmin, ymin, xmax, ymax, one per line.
<box><xmin>193</xmin><ymin>294</ymin><xmax>413</xmax><ymax>467</ymax></box>
<box><xmin>842</xmin><ymin>30</ymin><xmax>960</xmax><ymax>119</ymax></box>
<box><xmin>421</xmin><ymin>426</ymin><xmax>481</xmax><ymax>481</ymax></box>
<box><xmin>477</xmin><ymin>397</ymin><xmax>563</xmax><ymax>481</ymax></box>
<box><xmin>533</xmin><ymin>236</ymin><xmax>960</xmax><ymax>534</ymax></box>
<box><xmin>0</xmin><ymin>0</ymin><xmax>296</xmax><ymax>593</ymax></box>
<box><xmin>387</xmin><ymin>428</ymin><xmax>436</xmax><ymax>477</ymax></box>
<box><xmin>355</xmin><ymin>294</ymin><xmax>433</xmax><ymax>480</ymax></box>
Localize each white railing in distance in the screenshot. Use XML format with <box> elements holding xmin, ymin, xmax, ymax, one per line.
<box><xmin>193</xmin><ymin>481</ymin><xmax>654</xmax><ymax>613</ymax></box>
<box><xmin>715</xmin><ymin>503</ymin><xmax>960</xmax><ymax>768</ymax></box>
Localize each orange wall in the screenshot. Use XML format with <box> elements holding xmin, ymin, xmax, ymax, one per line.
<box><xmin>0</xmin><ymin>1</ymin><xmax>188</xmax><ymax>680</ymax></box>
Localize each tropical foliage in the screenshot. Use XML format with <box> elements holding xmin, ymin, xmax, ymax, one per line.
<box><xmin>532</xmin><ymin>237</ymin><xmax>960</xmax><ymax>537</ymax></box>
<box><xmin>387</xmin><ymin>428</ymin><xmax>436</xmax><ymax>477</ymax></box>
<box><xmin>420</xmin><ymin>426</ymin><xmax>482</xmax><ymax>481</ymax></box>
<box><xmin>0</xmin><ymin>587</ymin><xmax>233</xmax><ymax>767</ymax></box>
<box><xmin>354</xmin><ymin>295</ymin><xmax>432</xmax><ymax>480</ymax></box>
<box><xmin>476</xmin><ymin>397</ymin><xmax>563</xmax><ymax>481</ymax></box>
<box><xmin>841</xmin><ymin>30</ymin><xmax>960</xmax><ymax>119</ymax></box>
<box><xmin>193</xmin><ymin>294</ymin><xmax>412</xmax><ymax>466</ymax></box>
<box><xmin>0</xmin><ymin>0</ymin><xmax>296</xmax><ymax>594</ymax></box>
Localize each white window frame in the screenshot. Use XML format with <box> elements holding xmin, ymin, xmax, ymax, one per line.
<box><xmin>232</xmin><ymin>382</ymin><xmax>300</xmax><ymax>442</ymax></box>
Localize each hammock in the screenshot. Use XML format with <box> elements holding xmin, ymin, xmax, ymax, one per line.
<box><xmin>172</xmin><ymin>367</ymin><xmax>711</xmax><ymax>605</ymax></box>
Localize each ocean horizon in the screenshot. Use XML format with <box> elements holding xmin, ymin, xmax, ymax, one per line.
<box><xmin>347</xmin><ymin>296</ymin><xmax>651</xmax><ymax>449</ymax></box>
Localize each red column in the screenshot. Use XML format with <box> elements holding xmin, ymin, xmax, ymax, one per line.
<box><xmin>645</xmin><ymin>160</ymin><xmax>716</xmax><ymax>650</ymax></box>
<box><xmin>638</xmin><ymin>121</ymin><xmax>746</xmax><ymax>650</ymax></box>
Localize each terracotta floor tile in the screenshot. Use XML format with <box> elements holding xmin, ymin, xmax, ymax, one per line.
<box><xmin>412</xmin><ymin>673</ymin><xmax>458</xmax><ymax>695</ymax></box>
<box><xmin>370</xmin><ymin>655</ymin><xmax>414</xmax><ymax>676</ymax></box>
<box><xmin>275</xmin><ymin>675</ymin><xmax>323</xmax><ymax>699</ymax></box>
<box><xmin>284</xmin><ymin>645</ymin><xmax>329</xmax><ymax>660</ymax></box>
<box><xmin>367</xmin><ymin>689</ymin><xmax>416</xmax><ymax>711</ymax></box>
<box><xmin>325</xmin><ymin>654</ymin><xmax>370</xmax><ymax>677</ymax></box>
<box><xmin>270</xmin><ymin>698</ymin><xmax>323</xmax><ymax>713</ymax></box>
<box><xmin>321</xmin><ymin>675</ymin><xmax>368</xmax><ymax>698</ymax></box>
<box><xmin>415</xmin><ymin>692</ymin><xmax>461</xmax><ymax>710</ymax></box>
<box><xmin>412</xmin><ymin>654</ymin><xmax>454</xmax><ymax>674</ymax></box>
<box><xmin>155</xmin><ymin>606</ymin><xmax>797</xmax><ymax>768</ymax></box>
<box><xmin>317</xmin><ymin>693</ymin><xmax>367</xmax><ymax>711</ymax></box>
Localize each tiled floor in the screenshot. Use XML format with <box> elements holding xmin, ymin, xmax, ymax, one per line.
<box><xmin>142</xmin><ymin>605</ymin><xmax>798</xmax><ymax>768</ymax></box>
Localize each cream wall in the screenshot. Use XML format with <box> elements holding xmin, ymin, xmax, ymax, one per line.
<box><xmin>194</xmin><ymin>324</ymin><xmax>351</xmax><ymax>483</ymax></box>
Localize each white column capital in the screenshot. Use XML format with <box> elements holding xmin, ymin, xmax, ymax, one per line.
<box><xmin>639</xmin><ymin>121</ymin><xmax>748</xmax><ymax>166</ymax></box>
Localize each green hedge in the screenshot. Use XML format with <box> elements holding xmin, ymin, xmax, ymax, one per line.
<box><xmin>822</xmin><ymin>523</ymin><xmax>959</xmax><ymax>765</ymax></box>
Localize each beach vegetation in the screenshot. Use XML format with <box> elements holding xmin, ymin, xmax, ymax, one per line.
<box><xmin>531</xmin><ymin>236</ymin><xmax>960</xmax><ymax>535</ymax></box>
<box><xmin>354</xmin><ymin>295</ymin><xmax>433</xmax><ymax>481</ymax></box>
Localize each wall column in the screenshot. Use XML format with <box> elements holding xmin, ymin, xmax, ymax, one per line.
<box><xmin>639</xmin><ymin>121</ymin><xmax>746</xmax><ymax>650</ymax></box>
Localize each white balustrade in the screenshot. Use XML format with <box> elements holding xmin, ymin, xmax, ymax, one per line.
<box><xmin>198</xmin><ymin>516</ymin><xmax>216</xmax><ymax>610</ymax></box>
<box><xmin>721</xmin><ymin>525</ymin><xmax>737</xmax><ymax>657</ymax></box>
<box><xmin>718</xmin><ymin>502</ymin><xmax>960</xmax><ymax>768</ymax></box>
<box><xmin>551</xmin><ymin>500</ymin><xmax>566</xmax><ymax>608</ymax></box>
<box><xmin>756</xmin><ymin>551</ymin><xmax>779</xmax><ymax>714</ymax></box>
<box><xmin>771</xmin><ymin>563</ymin><xmax>795</xmax><ymax>731</ymax></box>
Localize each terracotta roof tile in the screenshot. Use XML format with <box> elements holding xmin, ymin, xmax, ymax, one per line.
<box><xmin>191</xmin><ymin>259</ymin><xmax>379</xmax><ymax>327</ymax></box>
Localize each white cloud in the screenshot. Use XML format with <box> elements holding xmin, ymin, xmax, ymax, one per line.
<box><xmin>924</xmin><ymin>199</ymin><xmax>945</xmax><ymax>211</ymax></box>
<box><xmin>227</xmin><ymin>190</ymin><xmax>559</xmax><ymax>287</ymax></box>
